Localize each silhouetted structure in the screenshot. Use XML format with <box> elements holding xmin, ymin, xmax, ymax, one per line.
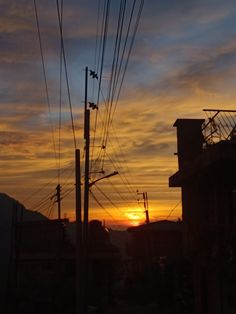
<box><xmin>0</xmin><ymin>193</ymin><xmax>47</xmax><ymax>313</ymax></box>
<box><xmin>169</xmin><ymin>115</ymin><xmax>236</xmax><ymax>314</ymax></box>
<box><xmin>127</xmin><ymin>220</ymin><xmax>182</xmax><ymax>272</ymax></box>
<box><xmin>87</xmin><ymin>220</ymin><xmax>121</xmax><ymax>311</ymax></box>
<box><xmin>124</xmin><ymin>220</ymin><xmax>184</xmax><ymax>310</ymax></box>
<box><xmin>14</xmin><ymin>219</ymin><xmax>75</xmax><ymax>314</ymax></box>
<box><xmin>6</xmin><ymin>218</ymin><xmax>120</xmax><ymax>314</ymax></box>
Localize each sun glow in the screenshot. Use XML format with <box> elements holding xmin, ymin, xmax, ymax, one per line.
<box><xmin>126</xmin><ymin>210</ymin><xmax>144</xmax><ymax>227</ymax></box>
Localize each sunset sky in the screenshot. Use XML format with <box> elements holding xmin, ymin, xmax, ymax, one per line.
<box><xmin>1</xmin><ymin>0</ymin><xmax>236</xmax><ymax>228</ymax></box>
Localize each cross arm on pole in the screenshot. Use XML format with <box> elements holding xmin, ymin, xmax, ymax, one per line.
<box><xmin>89</xmin><ymin>171</ymin><xmax>118</xmax><ymax>187</ymax></box>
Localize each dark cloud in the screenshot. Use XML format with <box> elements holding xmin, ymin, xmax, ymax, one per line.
<box><xmin>149</xmin><ymin>121</ymin><xmax>174</xmax><ymax>135</ymax></box>
<box><xmin>130</xmin><ymin>138</ymin><xmax>173</xmax><ymax>157</ymax></box>
<box><xmin>0</xmin><ymin>131</ymin><xmax>28</xmax><ymax>145</ymax></box>
<box><xmin>156</xmin><ymin>40</ymin><xmax>236</xmax><ymax>97</ymax></box>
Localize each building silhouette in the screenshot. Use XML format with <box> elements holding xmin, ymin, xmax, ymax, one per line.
<box><xmin>6</xmin><ymin>218</ymin><xmax>120</xmax><ymax>314</ymax></box>
<box><xmin>13</xmin><ymin>219</ymin><xmax>75</xmax><ymax>314</ymax></box>
<box><xmin>127</xmin><ymin>220</ymin><xmax>182</xmax><ymax>272</ymax></box>
<box><xmin>124</xmin><ymin>220</ymin><xmax>184</xmax><ymax>310</ymax></box>
<box><xmin>169</xmin><ymin>113</ymin><xmax>236</xmax><ymax>314</ymax></box>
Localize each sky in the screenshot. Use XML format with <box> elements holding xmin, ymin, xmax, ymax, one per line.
<box><xmin>1</xmin><ymin>0</ymin><xmax>236</xmax><ymax>229</ymax></box>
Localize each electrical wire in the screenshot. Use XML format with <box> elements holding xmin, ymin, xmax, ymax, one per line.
<box><xmin>105</xmin><ymin>150</ymin><xmax>138</xmax><ymax>198</ymax></box>
<box><xmin>23</xmin><ymin>161</ymin><xmax>74</xmax><ymax>210</ymax></box>
<box><xmin>93</xmin><ymin>0</ymin><xmax>145</xmax><ymax>177</ymax></box>
<box><xmin>33</xmin><ymin>0</ymin><xmax>58</xmax><ymax>167</ymax></box>
<box><xmin>112</xmin><ymin>0</ymin><xmax>136</xmax><ymax>101</ymax></box>
<box><xmin>58</xmin><ymin>0</ymin><xmax>64</xmax><ymax>184</ymax></box>
<box><xmin>56</xmin><ymin>0</ymin><xmax>77</xmax><ymax>149</ymax></box>
<box><xmin>93</xmin><ymin>0</ymin><xmax>101</xmax><ymax>98</ymax></box>
<box><xmin>111</xmin><ymin>0</ymin><xmax>144</xmax><ymax>125</ymax></box>
<box><xmin>90</xmin><ymin>0</ymin><xmax>111</xmax><ymax>172</ymax></box>
<box><xmin>61</xmin><ymin>186</ymin><xmax>74</xmax><ymax>200</ymax></box>
<box><xmin>107</xmin><ymin>177</ymin><xmax>140</xmax><ymax>210</ymax></box>
<box><xmin>90</xmin><ymin>189</ymin><xmax>118</xmax><ymax>221</ymax></box>
<box><xmin>165</xmin><ymin>201</ymin><xmax>181</xmax><ymax>220</ymax></box>
<box><xmin>30</xmin><ymin>192</ymin><xmax>55</xmax><ymax>211</ymax></box>
<box><xmin>89</xmin><ymin>92</ymin><xmax>140</xmax><ymax>206</ymax></box>
<box><xmin>96</xmin><ymin>0</ymin><xmax>111</xmax><ymax>108</ymax></box>
<box><xmin>102</xmin><ymin>0</ymin><xmax>127</xmax><ymax>152</ymax></box>
<box><xmin>31</xmin><ymin>0</ymin><xmax>145</xmax><ymax>226</ymax></box>
<box><xmin>93</xmin><ymin>183</ymin><xmax>133</xmax><ymax>222</ymax></box>
<box><xmin>47</xmin><ymin>200</ymin><xmax>56</xmax><ymax>218</ymax></box>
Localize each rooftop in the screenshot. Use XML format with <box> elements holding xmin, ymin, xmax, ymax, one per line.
<box><xmin>127</xmin><ymin>220</ymin><xmax>182</xmax><ymax>232</ymax></box>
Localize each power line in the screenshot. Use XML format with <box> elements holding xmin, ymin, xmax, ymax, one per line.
<box><xmin>56</xmin><ymin>0</ymin><xmax>77</xmax><ymax>149</ymax></box>
<box><xmin>101</xmin><ymin>0</ymin><xmax>127</xmax><ymax>153</ymax></box>
<box><xmin>47</xmin><ymin>200</ymin><xmax>56</xmax><ymax>218</ymax></box>
<box><xmin>165</xmin><ymin>201</ymin><xmax>181</xmax><ymax>220</ymax></box>
<box><xmin>22</xmin><ymin>179</ymin><xmax>56</xmax><ymax>204</ymax></box>
<box><xmin>110</xmin><ymin>123</ymin><xmax>140</xmax><ymax>194</ymax></box>
<box><xmin>61</xmin><ymin>186</ymin><xmax>74</xmax><ymax>200</ymax></box>
<box><xmin>90</xmin><ymin>189</ymin><xmax>118</xmax><ymax>222</ymax></box>
<box><xmin>89</xmin><ymin>99</ymin><xmax>140</xmax><ymax>207</ymax></box>
<box><xmin>96</xmin><ymin>0</ymin><xmax>111</xmax><ymax>106</ymax></box>
<box><xmin>30</xmin><ymin>191</ymin><xmax>55</xmax><ymax>211</ymax></box>
<box><xmin>89</xmin><ymin>0</ymin><xmax>145</xmax><ymax>182</ymax></box>
<box><xmin>93</xmin><ymin>0</ymin><xmax>102</xmax><ymax>96</ymax></box>
<box><xmin>33</xmin><ymin>0</ymin><xmax>58</xmax><ymax>167</ymax></box>
<box><xmin>105</xmin><ymin>150</ymin><xmax>138</xmax><ymax>199</ymax></box>
<box><xmin>94</xmin><ymin>0</ymin><xmax>145</xmax><ymax>175</ymax></box>
<box><xmin>107</xmin><ymin>177</ymin><xmax>139</xmax><ymax>210</ymax></box>
<box><xmin>111</xmin><ymin>0</ymin><xmax>144</xmax><ymax>125</ymax></box>
<box><xmin>93</xmin><ymin>184</ymin><xmax>133</xmax><ymax>223</ymax></box>
<box><xmin>23</xmin><ymin>161</ymin><xmax>73</xmax><ymax>207</ymax></box>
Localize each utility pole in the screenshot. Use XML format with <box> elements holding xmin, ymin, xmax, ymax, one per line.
<box><xmin>81</xmin><ymin>66</ymin><xmax>118</xmax><ymax>314</ymax></box>
<box><xmin>137</xmin><ymin>191</ymin><xmax>150</xmax><ymax>224</ymax></box>
<box><xmin>75</xmin><ymin>149</ymin><xmax>83</xmax><ymax>314</ymax></box>
<box><xmin>83</xmin><ymin>66</ymin><xmax>89</xmax><ymax>314</ymax></box>
<box><xmin>144</xmin><ymin>192</ymin><xmax>150</xmax><ymax>224</ymax></box>
<box><xmin>56</xmin><ymin>184</ymin><xmax>61</xmax><ymax>220</ymax></box>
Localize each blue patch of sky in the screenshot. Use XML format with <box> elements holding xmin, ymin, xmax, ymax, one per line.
<box><xmin>135</xmin><ymin>9</ymin><xmax>236</xmax><ymax>66</ymax></box>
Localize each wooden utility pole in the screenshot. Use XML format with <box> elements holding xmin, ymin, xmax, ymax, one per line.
<box><xmin>137</xmin><ymin>191</ymin><xmax>150</xmax><ymax>223</ymax></box>
<box><xmin>79</xmin><ymin>66</ymin><xmax>119</xmax><ymax>313</ymax></box>
<box><xmin>75</xmin><ymin>149</ymin><xmax>83</xmax><ymax>314</ymax></box>
<box><xmin>56</xmin><ymin>184</ymin><xmax>61</xmax><ymax>220</ymax></box>
<box><xmin>144</xmin><ymin>192</ymin><xmax>150</xmax><ymax>224</ymax></box>
<box><xmin>83</xmin><ymin>66</ymin><xmax>89</xmax><ymax>314</ymax></box>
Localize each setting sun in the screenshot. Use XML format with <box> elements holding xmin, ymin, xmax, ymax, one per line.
<box><xmin>126</xmin><ymin>210</ymin><xmax>144</xmax><ymax>227</ymax></box>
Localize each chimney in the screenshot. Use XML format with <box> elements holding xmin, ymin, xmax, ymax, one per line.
<box><xmin>174</xmin><ymin>119</ymin><xmax>204</xmax><ymax>170</ymax></box>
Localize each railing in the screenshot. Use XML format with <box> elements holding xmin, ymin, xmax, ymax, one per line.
<box><xmin>202</xmin><ymin>109</ymin><xmax>236</xmax><ymax>145</ymax></box>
